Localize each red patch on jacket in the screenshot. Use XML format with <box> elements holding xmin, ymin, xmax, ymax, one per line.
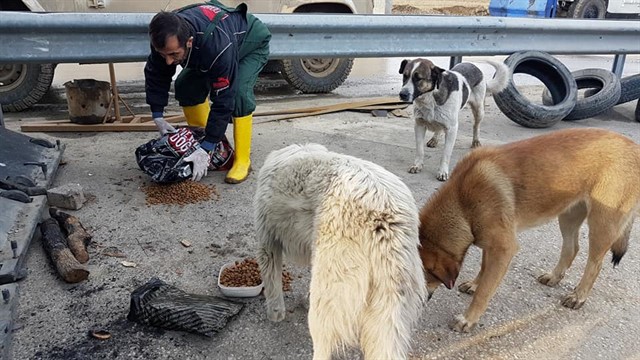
<box><xmin>200</xmin><ymin>5</ymin><xmax>222</xmax><ymax>21</ymax></box>
<box><xmin>212</xmin><ymin>77</ymin><xmax>230</xmax><ymax>90</ymax></box>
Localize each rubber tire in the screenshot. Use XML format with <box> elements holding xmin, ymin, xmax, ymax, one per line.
<box><xmin>568</xmin><ymin>0</ymin><xmax>606</xmax><ymax>19</ymax></box>
<box><xmin>542</xmin><ymin>68</ymin><xmax>621</xmax><ymax>121</ymax></box>
<box><xmin>260</xmin><ymin>60</ymin><xmax>282</xmax><ymax>75</ymax></box>
<box><xmin>280</xmin><ymin>58</ymin><xmax>353</xmax><ymax>94</ymax></box>
<box><xmin>617</xmin><ymin>74</ymin><xmax>640</xmax><ymax>105</ymax></box>
<box><xmin>635</xmin><ymin>99</ymin><xmax>640</xmax><ymax>122</ymax></box>
<box><xmin>493</xmin><ymin>51</ymin><xmax>577</xmax><ymax>128</ymax></box>
<box><xmin>0</xmin><ymin>63</ymin><xmax>55</xmax><ymax>112</ymax></box>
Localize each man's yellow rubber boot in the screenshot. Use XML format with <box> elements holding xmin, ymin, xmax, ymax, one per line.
<box><xmin>182</xmin><ymin>101</ymin><xmax>210</xmax><ymax>128</ymax></box>
<box><xmin>225</xmin><ymin>114</ymin><xmax>252</xmax><ymax>184</ymax></box>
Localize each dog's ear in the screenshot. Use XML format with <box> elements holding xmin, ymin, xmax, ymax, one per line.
<box><xmin>399</xmin><ymin>59</ymin><xmax>409</xmax><ymax>74</ymax></box>
<box><xmin>431</xmin><ymin>66</ymin><xmax>445</xmax><ymax>89</ymax></box>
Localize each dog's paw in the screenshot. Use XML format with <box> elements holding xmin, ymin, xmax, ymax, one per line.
<box><xmin>561</xmin><ymin>292</ymin><xmax>586</xmax><ymax>310</ymax></box>
<box><xmin>408</xmin><ymin>165</ymin><xmax>423</xmax><ymax>174</ymax></box>
<box><xmin>426</xmin><ymin>138</ymin><xmax>439</xmax><ymax>148</ymax></box>
<box><xmin>436</xmin><ymin>171</ymin><xmax>449</xmax><ymax>181</ymax></box>
<box><xmin>266</xmin><ymin>306</ymin><xmax>286</xmax><ymax>322</ymax></box>
<box><xmin>458</xmin><ymin>280</ymin><xmax>477</xmax><ymax>294</ymax></box>
<box><xmin>471</xmin><ymin>139</ymin><xmax>481</xmax><ymax>148</ymax></box>
<box><xmin>449</xmin><ymin>314</ymin><xmax>476</xmax><ymax>333</ymax></box>
<box><xmin>537</xmin><ymin>272</ymin><xmax>562</xmax><ymax>287</ymax></box>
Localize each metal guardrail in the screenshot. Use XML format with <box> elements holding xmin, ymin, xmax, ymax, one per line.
<box><xmin>0</xmin><ymin>12</ymin><xmax>639</xmax><ymax>64</ymax></box>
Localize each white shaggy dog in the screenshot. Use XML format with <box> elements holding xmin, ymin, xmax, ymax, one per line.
<box><xmin>255</xmin><ymin>144</ymin><xmax>426</xmax><ymax>360</ymax></box>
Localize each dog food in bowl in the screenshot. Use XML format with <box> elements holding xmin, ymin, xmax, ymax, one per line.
<box><xmin>218</xmin><ymin>258</ymin><xmax>294</xmax><ymax>297</ymax></box>
<box><xmin>218</xmin><ymin>258</ymin><xmax>263</xmax><ymax>297</ymax></box>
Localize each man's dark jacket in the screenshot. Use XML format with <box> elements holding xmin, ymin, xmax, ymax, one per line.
<box><xmin>145</xmin><ymin>3</ymin><xmax>248</xmax><ymax>144</ymax></box>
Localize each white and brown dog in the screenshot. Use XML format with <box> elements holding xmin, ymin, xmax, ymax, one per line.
<box><xmin>399</xmin><ymin>58</ymin><xmax>510</xmax><ymax>181</ymax></box>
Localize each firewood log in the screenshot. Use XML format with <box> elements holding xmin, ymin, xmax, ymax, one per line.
<box><xmin>49</xmin><ymin>208</ymin><xmax>91</xmax><ymax>263</ymax></box>
<box><xmin>39</xmin><ymin>218</ymin><xmax>89</xmax><ymax>283</ymax></box>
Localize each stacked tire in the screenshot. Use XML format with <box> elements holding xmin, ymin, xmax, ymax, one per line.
<box><xmin>494</xmin><ymin>51</ymin><xmax>639</xmax><ymax>128</ymax></box>
<box><xmin>493</xmin><ymin>51</ymin><xmax>577</xmax><ymax>128</ymax></box>
<box><xmin>542</xmin><ymin>68</ymin><xmax>621</xmax><ymax>121</ymax></box>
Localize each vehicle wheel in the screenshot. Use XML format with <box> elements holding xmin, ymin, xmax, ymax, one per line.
<box><xmin>493</xmin><ymin>51</ymin><xmax>577</xmax><ymax>128</ymax></box>
<box><xmin>260</xmin><ymin>60</ymin><xmax>282</xmax><ymax>75</ymax></box>
<box><xmin>280</xmin><ymin>58</ymin><xmax>353</xmax><ymax>93</ymax></box>
<box><xmin>567</xmin><ymin>0</ymin><xmax>606</xmax><ymax>19</ymax></box>
<box><xmin>0</xmin><ymin>63</ymin><xmax>55</xmax><ymax>112</ymax></box>
<box><xmin>617</xmin><ymin>74</ymin><xmax>640</xmax><ymax>105</ymax></box>
<box><xmin>541</xmin><ymin>68</ymin><xmax>621</xmax><ymax>121</ymax></box>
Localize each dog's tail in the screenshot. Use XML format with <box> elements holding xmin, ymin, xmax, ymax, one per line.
<box><xmin>611</xmin><ymin>217</ymin><xmax>634</xmax><ymax>267</ymax></box>
<box><xmin>485</xmin><ymin>60</ymin><xmax>510</xmax><ymax>95</ymax></box>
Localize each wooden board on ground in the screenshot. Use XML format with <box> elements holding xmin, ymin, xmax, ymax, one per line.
<box><xmin>20</xmin><ymin>97</ymin><xmax>410</xmax><ymax>133</ymax></box>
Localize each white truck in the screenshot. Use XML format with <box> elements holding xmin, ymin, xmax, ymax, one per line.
<box><xmin>0</xmin><ymin>0</ymin><xmax>390</xmax><ymax>112</ymax></box>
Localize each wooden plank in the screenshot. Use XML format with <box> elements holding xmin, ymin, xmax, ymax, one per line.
<box><xmin>21</xmin><ymin>122</ymin><xmax>187</xmax><ymax>132</ymax></box>
<box><xmin>164</xmin><ymin>115</ymin><xmax>186</xmax><ymax>123</ymax></box>
<box><xmin>255</xmin><ymin>97</ymin><xmax>407</xmax><ymax>123</ymax></box>
<box><xmin>351</xmin><ymin>103</ymin><xmax>409</xmax><ymax>111</ymax></box>
<box><xmin>111</xmin><ymin>115</ymin><xmax>135</xmax><ymax>123</ymax></box>
<box><xmin>254</xmin><ymin>104</ymin><xmax>337</xmax><ymax>116</ymax></box>
<box><xmin>253</xmin><ymin>96</ymin><xmax>404</xmax><ymax>117</ymax></box>
<box><xmin>20</xmin><ymin>97</ymin><xmax>409</xmax><ymax>132</ymax></box>
<box><xmin>108</xmin><ymin>63</ymin><xmax>121</xmax><ymax>123</ymax></box>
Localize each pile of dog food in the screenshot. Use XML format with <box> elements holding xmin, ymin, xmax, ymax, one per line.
<box><xmin>220</xmin><ymin>258</ymin><xmax>293</xmax><ymax>291</ymax></box>
<box><xmin>142</xmin><ymin>181</ymin><xmax>219</xmax><ymax>205</ymax></box>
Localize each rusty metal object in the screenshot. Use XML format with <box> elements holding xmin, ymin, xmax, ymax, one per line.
<box><xmin>64</xmin><ymin>79</ymin><xmax>111</xmax><ymax>125</ymax></box>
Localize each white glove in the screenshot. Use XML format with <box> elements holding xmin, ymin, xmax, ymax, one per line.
<box><xmin>184</xmin><ymin>147</ymin><xmax>209</xmax><ymax>181</ymax></box>
<box><xmin>153</xmin><ymin>117</ymin><xmax>176</xmax><ymax>136</ymax></box>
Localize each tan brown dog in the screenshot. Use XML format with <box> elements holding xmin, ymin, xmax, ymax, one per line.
<box><xmin>418</xmin><ymin>128</ymin><xmax>640</xmax><ymax>332</ymax></box>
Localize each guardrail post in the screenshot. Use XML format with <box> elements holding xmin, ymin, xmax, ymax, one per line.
<box><xmin>611</xmin><ymin>54</ymin><xmax>626</xmax><ymax>78</ymax></box>
<box><xmin>449</xmin><ymin>56</ymin><xmax>463</xmax><ymax>69</ymax></box>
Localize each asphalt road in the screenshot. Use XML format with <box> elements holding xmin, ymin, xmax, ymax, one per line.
<box><xmin>3</xmin><ymin>55</ymin><xmax>640</xmax><ymax>360</ymax></box>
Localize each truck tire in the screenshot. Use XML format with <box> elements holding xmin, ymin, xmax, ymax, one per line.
<box><xmin>541</xmin><ymin>68</ymin><xmax>621</xmax><ymax>121</ymax></box>
<box><xmin>493</xmin><ymin>51</ymin><xmax>577</xmax><ymax>128</ymax></box>
<box><xmin>617</xmin><ymin>74</ymin><xmax>640</xmax><ymax>105</ymax></box>
<box><xmin>260</xmin><ymin>60</ymin><xmax>282</xmax><ymax>75</ymax></box>
<box><xmin>0</xmin><ymin>63</ymin><xmax>55</xmax><ymax>112</ymax></box>
<box><xmin>280</xmin><ymin>58</ymin><xmax>354</xmax><ymax>94</ymax></box>
<box><xmin>568</xmin><ymin>0</ymin><xmax>606</xmax><ymax>19</ymax></box>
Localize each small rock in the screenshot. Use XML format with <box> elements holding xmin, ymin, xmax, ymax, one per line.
<box><xmin>371</xmin><ymin>109</ymin><xmax>388</xmax><ymax>118</ymax></box>
<box><xmin>47</xmin><ymin>183</ymin><xmax>86</xmax><ymax>210</ymax></box>
<box><xmin>391</xmin><ymin>109</ymin><xmax>411</xmax><ymax>118</ymax></box>
<box><xmin>180</xmin><ymin>240</ymin><xmax>192</xmax><ymax>248</ymax></box>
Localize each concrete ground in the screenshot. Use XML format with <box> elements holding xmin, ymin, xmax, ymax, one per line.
<box><xmin>3</xmin><ymin>54</ymin><xmax>640</xmax><ymax>359</ymax></box>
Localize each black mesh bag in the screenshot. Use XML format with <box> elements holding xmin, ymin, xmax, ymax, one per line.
<box><xmin>127</xmin><ymin>278</ymin><xmax>243</xmax><ymax>337</ymax></box>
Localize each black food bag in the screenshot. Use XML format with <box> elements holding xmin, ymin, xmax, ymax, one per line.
<box><xmin>135</xmin><ymin>127</ymin><xmax>234</xmax><ymax>183</ymax></box>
